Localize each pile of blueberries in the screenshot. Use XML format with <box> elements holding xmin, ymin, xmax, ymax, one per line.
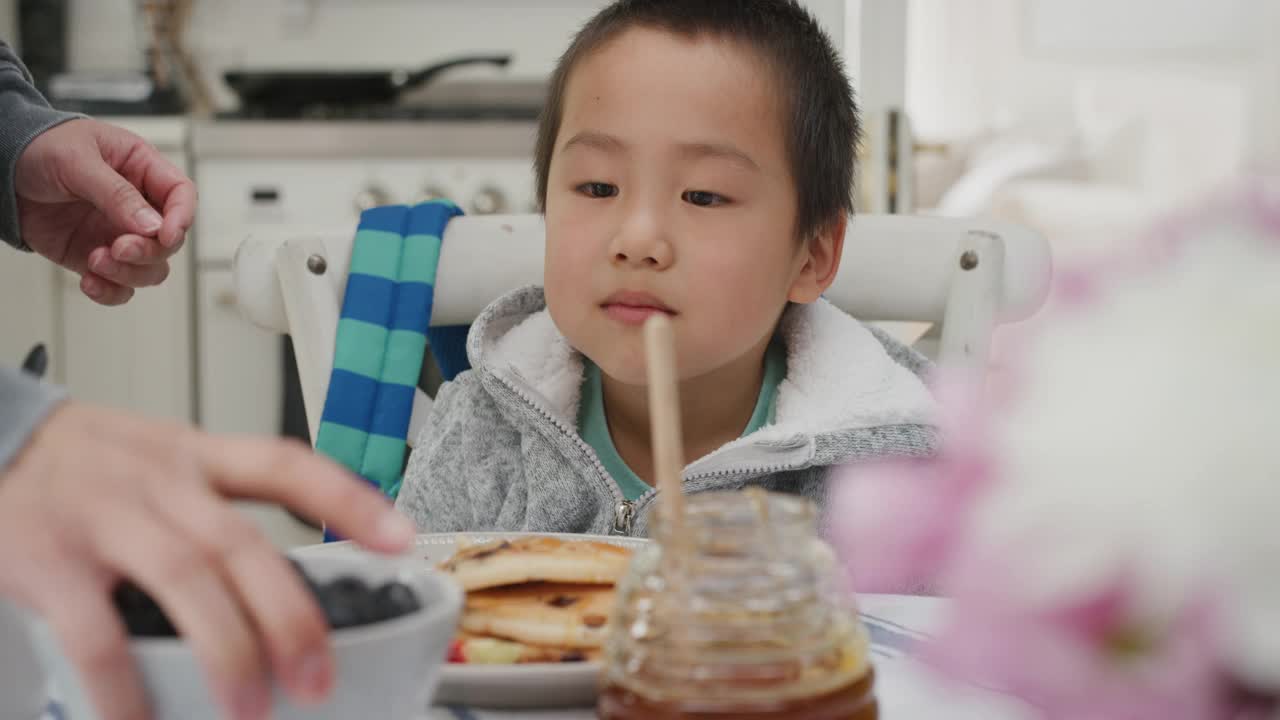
<box><xmin>114</xmin><ymin>559</ymin><xmax>423</xmax><ymax>637</ymax></box>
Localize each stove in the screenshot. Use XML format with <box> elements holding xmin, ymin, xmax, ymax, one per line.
<box><xmin>215</xmin><ymin>78</ymin><xmax>546</xmax><ymax>122</ymax></box>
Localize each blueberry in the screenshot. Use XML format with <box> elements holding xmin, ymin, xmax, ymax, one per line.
<box><xmin>295</xmin><ymin>563</ymin><xmax>422</xmax><ymax>628</ymax></box>
<box><xmin>112</xmin><ymin>559</ymin><xmax>425</xmax><ymax>638</ymax></box>
<box><xmin>372</xmin><ymin>581</ymin><xmax>421</xmax><ymax>621</ymax></box>
<box><xmin>318</xmin><ymin>576</ymin><xmax>379</xmax><ymax>629</ymax></box>
<box><xmin>112</xmin><ymin>582</ymin><xmax>176</xmax><ymax>638</ymax></box>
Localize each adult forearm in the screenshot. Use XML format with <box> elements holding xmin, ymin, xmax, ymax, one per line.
<box><xmin>0</xmin><ymin>39</ymin><xmax>82</xmax><ymax>249</ymax></box>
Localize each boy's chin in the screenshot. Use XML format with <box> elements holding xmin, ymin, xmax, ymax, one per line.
<box><xmin>587</xmin><ymin>354</ymin><xmax>650</xmax><ymax>388</ymax></box>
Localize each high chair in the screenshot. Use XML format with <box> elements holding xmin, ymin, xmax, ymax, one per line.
<box><xmin>233</xmin><ymin>212</ymin><xmax>1051</xmax><ymax>456</ymax></box>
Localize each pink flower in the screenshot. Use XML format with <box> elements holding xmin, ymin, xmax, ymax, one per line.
<box><xmin>926</xmin><ymin>548</ymin><xmax>1229</xmax><ymax>720</ymax></box>
<box><xmin>1243</xmin><ymin>177</ymin><xmax>1280</xmax><ymax>239</ymax></box>
<box><xmin>829</xmin><ymin>172</ymin><xmax>1280</xmax><ymax>718</ymax></box>
<box><xmin>828</xmin><ymin>372</ymin><xmax>992</xmax><ymax>593</ymax></box>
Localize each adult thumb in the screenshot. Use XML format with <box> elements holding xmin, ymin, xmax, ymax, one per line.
<box><xmin>63</xmin><ymin>155</ymin><xmax>163</xmax><ymax>236</ymax></box>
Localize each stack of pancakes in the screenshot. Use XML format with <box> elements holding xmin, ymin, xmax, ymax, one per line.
<box><xmin>440</xmin><ymin>536</ymin><xmax>634</xmax><ymax>663</ymax></box>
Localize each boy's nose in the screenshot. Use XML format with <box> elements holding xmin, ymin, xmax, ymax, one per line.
<box><xmin>612</xmin><ymin>247</ymin><xmax>670</xmax><ymax>268</ymax></box>
<box><xmin>609</xmin><ymin>219</ymin><xmax>673</xmax><ymax>270</ymax></box>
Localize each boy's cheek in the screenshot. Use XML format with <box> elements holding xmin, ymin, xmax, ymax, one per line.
<box><xmin>544</xmin><ymin>243</ymin><xmax>593</xmax><ymax>284</ymax></box>
<box><xmin>545</xmin><ymin>223</ymin><xmax>608</xmax><ymax>275</ymax></box>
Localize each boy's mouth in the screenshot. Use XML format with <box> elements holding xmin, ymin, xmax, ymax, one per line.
<box><xmin>600</xmin><ymin>290</ymin><xmax>676</xmax><ymax>326</ymax></box>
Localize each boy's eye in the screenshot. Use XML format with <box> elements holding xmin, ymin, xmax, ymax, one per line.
<box><xmin>576</xmin><ymin>182</ymin><xmax>619</xmax><ymax>199</ymax></box>
<box><xmin>682</xmin><ymin>190</ymin><xmax>728</xmax><ymax>207</ymax></box>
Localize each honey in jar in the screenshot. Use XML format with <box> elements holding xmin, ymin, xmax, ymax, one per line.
<box><xmin>598</xmin><ymin>489</ymin><xmax>877</xmax><ymax>719</ymax></box>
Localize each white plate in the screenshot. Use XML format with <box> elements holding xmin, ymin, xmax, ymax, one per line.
<box><xmin>293</xmin><ymin>532</ymin><xmax>650</xmax><ymax>709</ymax></box>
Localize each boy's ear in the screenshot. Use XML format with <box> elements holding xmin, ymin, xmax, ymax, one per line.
<box><xmin>787</xmin><ymin>214</ymin><xmax>846</xmax><ymax>304</ymax></box>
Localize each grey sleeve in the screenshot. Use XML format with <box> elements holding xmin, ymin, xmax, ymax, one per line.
<box><xmin>395</xmin><ymin>372</ymin><xmax>523</xmax><ymax>533</ymax></box>
<box><xmin>0</xmin><ymin>366</ymin><xmax>66</xmax><ymax>472</ymax></box>
<box><xmin>1</xmin><ymin>38</ymin><xmax>83</xmax><ymax>250</ymax></box>
<box><xmin>396</xmin><ymin>375</ymin><xmax>480</xmax><ymax>532</ymax></box>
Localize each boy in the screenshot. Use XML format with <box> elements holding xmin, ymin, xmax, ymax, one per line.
<box><xmin>396</xmin><ymin>0</ymin><xmax>938</xmax><ymax>536</ymax></box>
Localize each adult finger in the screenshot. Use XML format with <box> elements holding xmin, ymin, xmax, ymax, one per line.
<box><xmin>40</xmin><ymin>573</ymin><xmax>152</xmax><ymax>720</ymax></box>
<box><xmin>60</xmin><ymin>154</ymin><xmax>163</xmax><ymax>238</ymax></box>
<box><xmin>110</xmin><ymin>233</ymin><xmax>181</xmax><ymax>265</ymax></box>
<box><xmin>91</xmin><ymin>500</ymin><xmax>271</xmax><ymax>720</ymax></box>
<box><xmin>81</xmin><ymin>273</ymin><xmax>135</xmax><ymax>306</ymax></box>
<box><xmin>145</xmin><ymin>473</ymin><xmax>334</xmax><ymax>704</ymax></box>
<box><xmin>186</xmin><ymin>435</ymin><xmax>416</xmax><ymax>552</ymax></box>
<box><xmin>89</xmin><ymin>246</ymin><xmax>170</xmax><ymax>288</ymax></box>
<box><xmin>156</xmin><ymin>178</ymin><xmax>196</xmax><ymax>250</ymax></box>
<box><xmin>106</xmin><ymin>131</ymin><xmax>194</xmax><ymax>250</ymax></box>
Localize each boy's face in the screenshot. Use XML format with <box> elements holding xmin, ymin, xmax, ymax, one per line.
<box><xmin>543</xmin><ymin>27</ymin><xmax>841</xmax><ymax>386</ymax></box>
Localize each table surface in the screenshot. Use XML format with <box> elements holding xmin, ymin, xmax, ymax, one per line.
<box><xmin>421</xmin><ymin>594</ymin><xmax>1035</xmax><ymax>720</ymax></box>
<box><xmin>33</xmin><ymin>594</ymin><xmax>1034</xmax><ymax>720</ymax></box>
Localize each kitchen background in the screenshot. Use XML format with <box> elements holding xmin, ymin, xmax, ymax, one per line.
<box><xmin>1</xmin><ymin>0</ymin><xmax>1277</xmax><ymax>545</ymax></box>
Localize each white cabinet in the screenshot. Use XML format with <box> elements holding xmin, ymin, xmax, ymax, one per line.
<box><xmin>0</xmin><ymin>248</ymin><xmax>58</xmax><ymax>377</ymax></box>
<box><xmin>53</xmin><ymin>118</ymin><xmax>196</xmax><ymax>421</ymax></box>
<box><xmin>2</xmin><ymin>245</ymin><xmax>194</xmax><ymax>424</ymax></box>
<box><xmin>195</xmin><ymin>268</ymin><xmax>282</xmax><ymax>435</ymax></box>
<box><xmin>57</xmin><ymin>258</ymin><xmax>194</xmax><ymax>421</ymax></box>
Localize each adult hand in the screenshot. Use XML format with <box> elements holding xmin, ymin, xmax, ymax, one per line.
<box><xmin>0</xmin><ymin>403</ymin><xmax>416</xmax><ymax>720</ymax></box>
<box><xmin>14</xmin><ymin>118</ymin><xmax>196</xmax><ymax>306</ymax></box>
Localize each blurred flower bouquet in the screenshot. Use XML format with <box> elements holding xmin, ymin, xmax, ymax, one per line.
<box><xmin>832</xmin><ymin>175</ymin><xmax>1280</xmax><ymax>719</ymax></box>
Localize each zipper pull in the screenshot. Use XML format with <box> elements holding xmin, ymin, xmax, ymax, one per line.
<box><xmin>611</xmin><ymin>500</ymin><xmax>635</xmax><ymax>536</ymax></box>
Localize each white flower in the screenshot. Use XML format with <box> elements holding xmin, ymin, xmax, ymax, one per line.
<box><xmin>970</xmin><ymin>186</ymin><xmax>1280</xmax><ymax>690</ymax></box>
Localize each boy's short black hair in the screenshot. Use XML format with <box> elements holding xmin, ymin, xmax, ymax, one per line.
<box><xmin>534</xmin><ymin>0</ymin><xmax>860</xmax><ymax>240</ymax></box>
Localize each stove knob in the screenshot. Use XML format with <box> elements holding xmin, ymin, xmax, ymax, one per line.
<box><xmin>469</xmin><ymin>186</ymin><xmax>507</xmax><ymax>215</ymax></box>
<box><xmin>354</xmin><ymin>185</ymin><xmax>393</xmax><ymax>213</ymax></box>
<box><xmin>416</xmin><ymin>185</ymin><xmax>450</xmax><ymax>204</ymax></box>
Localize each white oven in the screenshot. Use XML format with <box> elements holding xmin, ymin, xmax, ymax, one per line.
<box><xmin>191</xmin><ymin>119</ymin><xmax>538</xmax><ymax>440</ymax></box>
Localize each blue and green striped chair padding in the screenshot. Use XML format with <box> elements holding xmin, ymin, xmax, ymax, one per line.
<box><xmin>314</xmin><ymin>200</ymin><xmax>465</xmax><ymax>540</ymax></box>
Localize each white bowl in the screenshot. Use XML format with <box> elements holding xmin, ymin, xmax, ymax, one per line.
<box><xmin>29</xmin><ymin>550</ymin><xmax>462</xmax><ymax>720</ymax></box>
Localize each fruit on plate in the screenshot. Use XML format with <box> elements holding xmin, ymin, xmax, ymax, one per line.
<box><xmin>448</xmin><ymin>633</ymin><xmax>598</xmax><ymax>664</ymax></box>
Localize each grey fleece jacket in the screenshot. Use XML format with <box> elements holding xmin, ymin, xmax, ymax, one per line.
<box><xmin>1</xmin><ymin>38</ymin><xmax>75</xmax><ymax>471</ymax></box>
<box><xmin>396</xmin><ymin>286</ymin><xmax>940</xmax><ymax>538</ymax></box>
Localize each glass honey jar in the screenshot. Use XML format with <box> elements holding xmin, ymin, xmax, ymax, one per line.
<box><xmin>598</xmin><ymin>489</ymin><xmax>876</xmax><ymax>719</ymax></box>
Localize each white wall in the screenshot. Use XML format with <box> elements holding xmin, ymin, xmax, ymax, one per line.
<box><xmin>907</xmin><ymin>0</ymin><xmax>1273</xmax><ymax>135</ymax></box>
<box><xmin>905</xmin><ymin>0</ymin><xmax>1278</xmax><ymax>198</ymax></box>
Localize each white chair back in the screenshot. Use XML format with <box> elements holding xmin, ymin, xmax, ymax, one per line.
<box><xmin>234</xmin><ymin>213</ymin><xmax>1051</xmax><ymax>444</ymax></box>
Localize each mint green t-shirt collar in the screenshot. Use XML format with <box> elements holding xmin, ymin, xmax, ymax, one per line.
<box><xmin>577</xmin><ymin>339</ymin><xmax>787</xmax><ymax>501</ymax></box>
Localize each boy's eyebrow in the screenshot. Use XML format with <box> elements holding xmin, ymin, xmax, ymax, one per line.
<box><xmin>677</xmin><ymin>141</ymin><xmax>760</xmax><ymax>172</ymax></box>
<box><xmin>561</xmin><ymin>130</ymin><xmax>627</xmax><ymax>155</ymax></box>
<box><xmin>560</xmin><ymin>131</ymin><xmax>760</xmax><ymax>172</ymax></box>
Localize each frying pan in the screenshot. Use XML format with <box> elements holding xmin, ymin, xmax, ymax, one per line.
<box><xmin>223</xmin><ymin>53</ymin><xmax>512</xmax><ymax>115</ymax></box>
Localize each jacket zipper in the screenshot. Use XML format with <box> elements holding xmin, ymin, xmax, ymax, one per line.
<box><xmin>491</xmin><ymin>372</ymin><xmax>631</xmax><ymax>529</ymax></box>
<box><xmin>612</xmin><ymin>500</ymin><xmax>636</xmax><ymax>535</ymax></box>
<box><xmin>493</xmin><ymin>372</ymin><xmax>808</xmax><ymax>537</ymax></box>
